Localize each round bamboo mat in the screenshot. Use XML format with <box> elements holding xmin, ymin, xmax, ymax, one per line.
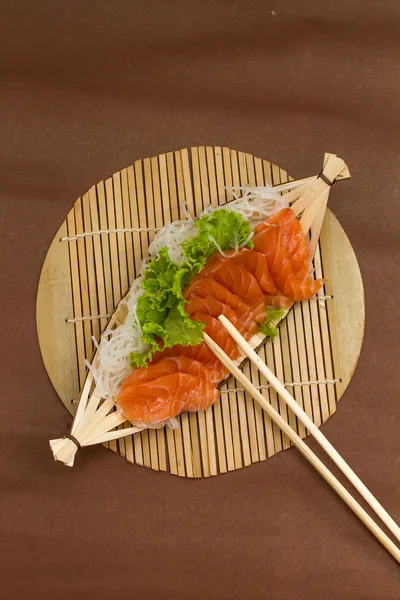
<box><xmin>37</xmin><ymin>147</ymin><xmax>365</xmax><ymax>477</ymax></box>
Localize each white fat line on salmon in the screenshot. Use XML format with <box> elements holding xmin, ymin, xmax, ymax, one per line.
<box><xmin>66</xmin><ymin>315</ymin><xmax>111</xmax><ymax>323</ymax></box>
<box><xmin>60</xmin><ymin>227</ymin><xmax>161</xmax><ymax>242</ymax></box>
<box><xmin>221</xmin><ymin>378</ymin><xmax>341</xmax><ymax>393</ymax></box>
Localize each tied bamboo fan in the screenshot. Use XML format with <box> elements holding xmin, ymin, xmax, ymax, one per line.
<box><xmin>49</xmin><ymin>153</ymin><xmax>351</xmax><ymax>467</ymax></box>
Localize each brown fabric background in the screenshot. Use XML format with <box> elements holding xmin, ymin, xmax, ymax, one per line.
<box><xmin>1</xmin><ymin>1</ymin><xmax>399</xmax><ymax>598</ymax></box>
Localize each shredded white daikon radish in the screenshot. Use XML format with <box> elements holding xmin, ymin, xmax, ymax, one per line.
<box><xmin>130</xmin><ymin>416</ymin><xmax>180</xmax><ymax>430</ymax></box>
<box><xmin>88</xmin><ymin>186</ymin><xmax>289</xmax><ymax>428</ymax></box>
<box><xmin>139</xmin><ymin>257</ymin><xmax>151</xmax><ymax>275</ymax></box>
<box><xmin>208</xmin><ymin>234</ymin><xmax>230</xmax><ymax>257</ymax></box>
<box><xmin>208</xmin><ymin>185</ymin><xmax>289</xmax><ymax>225</ymax></box>
<box><xmin>148</xmin><ymin>219</ymin><xmax>196</xmax><ymax>264</ymax></box>
<box><xmin>88</xmin><ymin>278</ymin><xmax>149</xmax><ymax>401</ymax></box>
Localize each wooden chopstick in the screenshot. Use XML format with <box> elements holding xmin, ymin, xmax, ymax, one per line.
<box><xmin>218</xmin><ymin>314</ymin><xmax>400</xmax><ymax>545</ymax></box>
<box><xmin>203</xmin><ymin>329</ymin><xmax>400</xmax><ymax>564</ymax></box>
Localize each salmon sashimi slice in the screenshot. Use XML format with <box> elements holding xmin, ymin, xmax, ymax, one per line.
<box><xmin>190</xmin><ymin>312</ymin><xmax>240</xmax><ymax>360</ymax></box>
<box><xmin>117</xmin><ymin>372</ymin><xmax>220</xmax><ymax>424</ymax></box>
<box><xmin>255</xmin><ymin>208</ymin><xmax>304</xmax><ymax>259</ymax></box>
<box><xmin>185</xmin><ymin>294</ymin><xmax>246</xmax><ymax>335</ymax></box>
<box><xmin>185</xmin><ymin>293</ymin><xmax>258</xmax><ymax>339</ymax></box>
<box><xmin>151</xmin><ymin>342</ymin><xmax>226</xmax><ymax>374</ymax></box>
<box><xmin>223</xmin><ymin>248</ymin><xmax>278</xmax><ymax>294</ymax></box>
<box><xmin>193</xmin><ymin>254</ymin><xmax>265</xmax><ymax>308</ymax></box>
<box><xmin>284</xmin><ymin>275</ymin><xmax>325</xmax><ymax>300</ymax></box>
<box><xmin>119</xmin><ymin>356</ymin><xmax>222</xmax><ymax>388</ymax></box>
<box><xmin>264</xmin><ymin>292</ymin><xmax>293</xmax><ymax>310</ymax></box>
<box><xmin>184</xmin><ymin>276</ymin><xmax>260</xmax><ymax>335</ymax></box>
<box><xmin>183</xmin><ymin>275</ymin><xmax>249</xmax><ymax>317</ymax></box>
<box><xmin>253</xmin><ymin>208</ymin><xmax>325</xmax><ymax>301</ymax></box>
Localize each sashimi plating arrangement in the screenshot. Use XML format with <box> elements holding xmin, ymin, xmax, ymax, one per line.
<box><xmin>50</xmin><ymin>153</ymin><xmax>350</xmax><ymax>467</ymax></box>
<box><xmin>111</xmin><ymin>206</ymin><xmax>324</xmax><ymax>428</ymax></box>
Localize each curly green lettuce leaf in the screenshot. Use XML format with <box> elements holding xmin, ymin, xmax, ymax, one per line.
<box><xmin>130</xmin><ymin>249</ymin><xmax>201</xmax><ymax>367</ymax></box>
<box><xmin>162</xmin><ymin>308</ymin><xmax>204</xmax><ymax>347</ymax></box>
<box><xmin>182</xmin><ymin>209</ymin><xmax>253</xmax><ymax>270</ymax></box>
<box><xmin>258</xmin><ymin>308</ymin><xmax>285</xmax><ymax>341</ymax></box>
<box><xmin>130</xmin><ymin>312</ymin><xmax>204</xmax><ymax>368</ymax></box>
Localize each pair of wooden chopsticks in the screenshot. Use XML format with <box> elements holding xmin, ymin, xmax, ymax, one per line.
<box><xmin>204</xmin><ymin>314</ymin><xmax>400</xmax><ymax>564</ymax></box>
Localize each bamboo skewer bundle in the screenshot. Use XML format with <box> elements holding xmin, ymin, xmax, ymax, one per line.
<box><xmin>49</xmin><ymin>153</ymin><xmax>350</xmax><ymax>467</ymax></box>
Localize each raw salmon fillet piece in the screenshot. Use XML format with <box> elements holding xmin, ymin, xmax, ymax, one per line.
<box><xmin>253</xmin><ymin>208</ymin><xmax>325</xmax><ymax>301</ymax></box>
<box><xmin>184</xmin><ymin>276</ymin><xmax>251</xmax><ymax>316</ymax></box>
<box><xmin>193</xmin><ymin>254</ymin><xmax>265</xmax><ymax>309</ymax></box>
<box><xmin>120</xmin><ymin>356</ymin><xmax>222</xmax><ymax>387</ymax></box>
<box><xmin>185</xmin><ymin>294</ymin><xmax>242</xmax><ymax>329</ymax></box>
<box><xmin>223</xmin><ymin>248</ymin><xmax>277</xmax><ymax>294</ymax></box>
<box><xmin>118</xmin><ymin>372</ymin><xmax>220</xmax><ymax>424</ymax></box>
<box><xmin>183</xmin><ymin>275</ymin><xmax>260</xmax><ymax>334</ymax></box>
<box><xmin>190</xmin><ymin>312</ymin><xmax>240</xmax><ymax>360</ymax></box>
<box><xmin>151</xmin><ymin>341</ymin><xmax>227</xmax><ymax>374</ymax></box>
<box><xmin>188</xmin><ymin>254</ymin><xmax>267</xmax><ymax>327</ymax></box>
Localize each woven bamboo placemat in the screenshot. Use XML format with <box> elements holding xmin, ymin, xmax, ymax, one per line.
<box><xmin>37</xmin><ymin>147</ymin><xmax>364</xmax><ymax>476</ymax></box>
